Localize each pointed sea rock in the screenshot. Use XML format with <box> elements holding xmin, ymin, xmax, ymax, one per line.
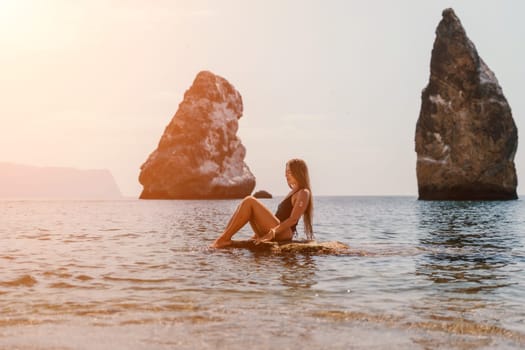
<box><xmin>139</xmin><ymin>71</ymin><xmax>256</xmax><ymax>199</ymax></box>
<box><xmin>415</xmin><ymin>8</ymin><xmax>518</xmax><ymax>200</ymax></box>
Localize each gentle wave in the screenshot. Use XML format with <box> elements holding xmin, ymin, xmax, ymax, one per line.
<box><xmin>48</xmin><ymin>282</ymin><xmax>82</xmax><ymax>289</ymax></box>
<box><xmin>0</xmin><ymin>275</ymin><xmax>38</xmax><ymax>287</ymax></box>
<box><xmin>102</xmin><ymin>276</ymin><xmax>175</xmax><ymax>284</ymax></box>
<box><xmin>0</xmin><ymin>318</ymin><xmax>57</xmax><ymax>327</ymax></box>
<box><xmin>119</xmin><ymin>315</ymin><xmax>223</xmax><ymax>326</ymax></box>
<box><xmin>313</xmin><ymin>310</ymin><xmax>525</xmax><ymax>345</ymax></box>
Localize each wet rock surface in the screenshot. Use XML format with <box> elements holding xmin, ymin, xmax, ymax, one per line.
<box><xmin>226</xmin><ymin>240</ymin><xmax>352</xmax><ymax>255</ymax></box>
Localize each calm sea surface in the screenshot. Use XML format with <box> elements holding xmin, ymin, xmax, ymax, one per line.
<box><xmin>1</xmin><ymin>197</ymin><xmax>524</xmax><ymax>349</ymax></box>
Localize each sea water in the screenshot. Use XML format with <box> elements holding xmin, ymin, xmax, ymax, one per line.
<box><xmin>0</xmin><ymin>197</ymin><xmax>524</xmax><ymax>349</ymax></box>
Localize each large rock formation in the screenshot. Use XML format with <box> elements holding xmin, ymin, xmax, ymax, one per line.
<box><xmin>0</xmin><ymin>162</ymin><xmax>122</xmax><ymax>199</ymax></box>
<box><xmin>415</xmin><ymin>8</ymin><xmax>518</xmax><ymax>200</ymax></box>
<box><xmin>139</xmin><ymin>71</ymin><xmax>256</xmax><ymax>199</ymax></box>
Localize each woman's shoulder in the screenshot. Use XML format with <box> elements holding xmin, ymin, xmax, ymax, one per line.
<box><xmin>292</xmin><ymin>188</ymin><xmax>310</xmax><ymax>198</ymax></box>
<box><xmin>291</xmin><ymin>188</ymin><xmax>310</xmax><ymax>208</ymax></box>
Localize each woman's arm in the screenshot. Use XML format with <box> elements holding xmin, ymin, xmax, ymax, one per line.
<box><xmin>272</xmin><ymin>189</ymin><xmax>310</xmax><ymax>234</ymax></box>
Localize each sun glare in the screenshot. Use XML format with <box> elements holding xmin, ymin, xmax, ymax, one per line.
<box><xmin>0</xmin><ymin>0</ymin><xmax>33</xmax><ymax>37</ymax></box>
<box><xmin>0</xmin><ymin>1</ymin><xmax>73</xmax><ymax>53</ymax></box>
<box><xmin>0</xmin><ymin>0</ymin><xmax>22</xmax><ymax>21</ymax></box>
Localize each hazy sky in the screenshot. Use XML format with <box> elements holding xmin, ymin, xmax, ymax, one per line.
<box><xmin>1</xmin><ymin>1</ymin><xmax>523</xmax><ymax>196</ymax></box>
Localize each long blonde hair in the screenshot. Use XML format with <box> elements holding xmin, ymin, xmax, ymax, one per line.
<box><xmin>287</xmin><ymin>159</ymin><xmax>314</xmax><ymax>239</ymax></box>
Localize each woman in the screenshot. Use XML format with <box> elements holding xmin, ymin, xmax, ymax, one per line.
<box><xmin>211</xmin><ymin>158</ymin><xmax>314</xmax><ymax>248</ymax></box>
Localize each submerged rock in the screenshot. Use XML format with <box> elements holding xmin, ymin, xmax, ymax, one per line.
<box><xmin>253</xmin><ymin>190</ymin><xmax>272</xmax><ymax>199</ymax></box>
<box><xmin>415</xmin><ymin>8</ymin><xmax>518</xmax><ymax>200</ymax></box>
<box><xmin>139</xmin><ymin>71</ymin><xmax>256</xmax><ymax>199</ymax></box>
<box><xmin>225</xmin><ymin>240</ymin><xmax>351</xmax><ymax>255</ymax></box>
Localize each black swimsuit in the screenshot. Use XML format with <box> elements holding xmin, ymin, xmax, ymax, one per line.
<box><xmin>275</xmin><ymin>190</ymin><xmax>300</xmax><ymax>233</ymax></box>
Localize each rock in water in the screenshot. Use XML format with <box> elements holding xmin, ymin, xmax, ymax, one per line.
<box><xmin>415</xmin><ymin>8</ymin><xmax>518</xmax><ymax>200</ymax></box>
<box><xmin>139</xmin><ymin>71</ymin><xmax>256</xmax><ymax>199</ymax></box>
<box><xmin>253</xmin><ymin>190</ymin><xmax>272</xmax><ymax>199</ymax></box>
<box><xmin>225</xmin><ymin>240</ymin><xmax>351</xmax><ymax>255</ymax></box>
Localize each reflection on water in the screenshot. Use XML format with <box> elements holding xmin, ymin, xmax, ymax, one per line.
<box><xmin>279</xmin><ymin>255</ymin><xmax>318</xmax><ymax>290</ymax></box>
<box><xmin>414</xmin><ymin>200</ymin><xmax>524</xmax><ymax>341</ymax></box>
<box><xmin>416</xmin><ymin>201</ymin><xmax>517</xmax><ymax>292</ymax></box>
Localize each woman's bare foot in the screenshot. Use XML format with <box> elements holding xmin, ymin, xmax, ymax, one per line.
<box><xmin>211</xmin><ymin>237</ymin><xmax>233</xmax><ymax>248</ymax></box>
<box><xmin>254</xmin><ymin>230</ymin><xmax>275</xmax><ymax>245</ymax></box>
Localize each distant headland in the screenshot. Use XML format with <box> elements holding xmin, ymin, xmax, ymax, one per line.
<box><xmin>0</xmin><ymin>162</ymin><xmax>122</xmax><ymax>199</ymax></box>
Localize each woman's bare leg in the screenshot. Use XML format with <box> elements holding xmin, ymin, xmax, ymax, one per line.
<box><xmin>264</xmin><ymin>228</ymin><xmax>294</xmax><ymax>243</ymax></box>
<box><xmin>211</xmin><ymin>196</ymin><xmax>279</xmax><ymax>248</ymax></box>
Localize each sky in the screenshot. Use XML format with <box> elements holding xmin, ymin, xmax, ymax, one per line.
<box><xmin>1</xmin><ymin>0</ymin><xmax>524</xmax><ymax>197</ymax></box>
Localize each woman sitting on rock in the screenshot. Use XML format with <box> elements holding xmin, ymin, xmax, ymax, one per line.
<box><xmin>211</xmin><ymin>158</ymin><xmax>314</xmax><ymax>248</ymax></box>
